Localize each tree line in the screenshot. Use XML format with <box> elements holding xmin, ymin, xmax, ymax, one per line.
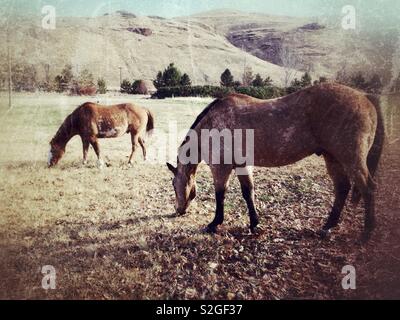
<box><xmin>1</xmin><ymin>60</ymin><xmax>398</xmax><ymax>97</ymax></box>
<box><xmin>125</xmin><ymin>63</ymin><xmax>391</xmax><ymax>99</ymax></box>
<box><xmin>0</xmin><ymin>62</ymin><xmax>107</xmax><ymax>95</ymax></box>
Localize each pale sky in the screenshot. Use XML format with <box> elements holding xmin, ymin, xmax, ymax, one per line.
<box><xmin>2</xmin><ymin>0</ymin><xmax>399</xmax><ymax>22</ymax></box>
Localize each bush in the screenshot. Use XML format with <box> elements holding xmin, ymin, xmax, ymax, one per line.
<box><xmin>235</xmin><ymin>86</ymin><xmax>284</xmax><ymax>99</ymax></box>
<box><xmin>70</xmin><ymin>84</ymin><xmax>97</xmax><ymax>96</ymax></box>
<box><xmin>151</xmin><ymin>85</ymin><xmax>283</xmax><ymax>100</ymax></box>
<box><xmin>120</xmin><ymin>79</ymin><xmax>132</xmax><ymax>93</ymax></box>
<box><xmin>12</xmin><ymin>63</ymin><xmax>38</xmax><ymax>92</ymax></box>
<box><xmin>97</xmin><ymin>78</ymin><xmax>107</xmax><ymax>94</ymax></box>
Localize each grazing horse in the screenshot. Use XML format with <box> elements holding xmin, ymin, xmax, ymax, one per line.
<box><xmin>48</xmin><ymin>102</ymin><xmax>154</xmax><ymax>167</ymax></box>
<box><xmin>167</xmin><ymin>83</ymin><xmax>385</xmax><ymax>239</ymax></box>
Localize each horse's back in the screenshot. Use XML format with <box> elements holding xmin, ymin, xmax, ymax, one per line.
<box><xmin>74</xmin><ymin>102</ymin><xmax>149</xmax><ymax>138</ymax></box>
<box><xmin>192</xmin><ymin>83</ymin><xmax>378</xmax><ymax>167</ymax></box>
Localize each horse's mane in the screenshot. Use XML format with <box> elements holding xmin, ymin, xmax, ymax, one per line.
<box><xmin>51</xmin><ymin>112</ymin><xmax>75</xmax><ymax>145</ymax></box>
<box><xmin>178</xmin><ymin>99</ymin><xmax>220</xmax><ymax>150</ymax></box>
<box><xmin>189</xmin><ymin>98</ymin><xmax>220</xmax><ymax>130</ymax></box>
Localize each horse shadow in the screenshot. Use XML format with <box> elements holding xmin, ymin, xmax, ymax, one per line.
<box><xmin>98</xmin><ymin>213</ymin><xmax>177</xmax><ymax>232</ymax></box>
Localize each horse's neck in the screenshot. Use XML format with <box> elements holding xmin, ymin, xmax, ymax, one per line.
<box><xmin>53</xmin><ymin>117</ymin><xmax>76</xmax><ymax>148</ymax></box>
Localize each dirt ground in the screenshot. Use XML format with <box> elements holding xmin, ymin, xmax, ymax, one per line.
<box><xmin>0</xmin><ymin>92</ymin><xmax>399</xmax><ymax>300</ymax></box>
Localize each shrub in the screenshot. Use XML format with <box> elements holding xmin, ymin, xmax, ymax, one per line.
<box><xmin>70</xmin><ymin>84</ymin><xmax>97</xmax><ymax>96</ymax></box>
<box><xmin>235</xmin><ymin>86</ymin><xmax>283</xmax><ymax>99</ymax></box>
<box><xmin>11</xmin><ymin>64</ymin><xmax>38</xmax><ymax>92</ymax></box>
<box><xmin>78</xmin><ymin>69</ymin><xmax>94</xmax><ymax>87</ymax></box>
<box><xmin>151</xmin><ymin>85</ymin><xmax>283</xmax><ymax>100</ymax></box>
<box><xmin>97</xmin><ymin>78</ymin><xmax>107</xmax><ymax>94</ymax></box>
<box><xmin>120</xmin><ymin>79</ymin><xmax>132</xmax><ymax>93</ymax></box>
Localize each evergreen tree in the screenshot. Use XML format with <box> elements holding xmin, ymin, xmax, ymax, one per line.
<box><xmin>163</xmin><ymin>63</ymin><xmax>182</xmax><ymax>87</ymax></box>
<box><xmin>220</xmin><ymin>69</ymin><xmax>234</xmax><ymax>87</ymax></box>
<box><xmin>180</xmin><ymin>73</ymin><xmax>192</xmax><ymax>86</ymax></box>
<box><xmin>252</xmin><ymin>74</ymin><xmax>264</xmax><ymax>87</ymax></box>
<box><xmin>300</xmin><ymin>72</ymin><xmax>312</xmax><ymax>87</ymax></box>
<box><xmin>154</xmin><ymin>71</ymin><xmax>164</xmax><ymax>89</ymax></box>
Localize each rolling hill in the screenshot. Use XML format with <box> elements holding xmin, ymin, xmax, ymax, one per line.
<box><xmin>1</xmin><ymin>9</ymin><xmax>396</xmax><ymax>88</ymax></box>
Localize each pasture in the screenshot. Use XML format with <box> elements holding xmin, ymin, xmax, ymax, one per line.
<box><xmin>0</xmin><ymin>92</ymin><xmax>399</xmax><ymax>299</ymax></box>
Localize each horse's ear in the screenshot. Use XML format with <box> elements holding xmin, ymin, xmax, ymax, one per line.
<box><xmin>166</xmin><ymin>162</ymin><xmax>177</xmax><ymax>175</ymax></box>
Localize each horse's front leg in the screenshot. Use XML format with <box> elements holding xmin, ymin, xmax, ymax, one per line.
<box><xmin>90</xmin><ymin>138</ymin><xmax>104</xmax><ymax>168</ymax></box>
<box><xmin>81</xmin><ymin>137</ymin><xmax>90</xmax><ymax>165</ymax></box>
<box><xmin>205</xmin><ymin>165</ymin><xmax>232</xmax><ymax>233</ymax></box>
<box><xmin>237</xmin><ymin>167</ymin><xmax>259</xmax><ymax>233</ymax></box>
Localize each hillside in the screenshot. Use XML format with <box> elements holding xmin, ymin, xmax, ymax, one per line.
<box><xmin>1</xmin><ymin>10</ymin><xmax>395</xmax><ymax>88</ymax></box>
<box><xmin>1</xmin><ymin>12</ymin><xmax>299</xmax><ymax>88</ymax></box>
<box><xmin>184</xmin><ymin>10</ymin><xmax>395</xmax><ymax>82</ymax></box>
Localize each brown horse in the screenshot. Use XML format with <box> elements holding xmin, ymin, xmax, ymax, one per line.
<box><xmin>48</xmin><ymin>102</ymin><xmax>154</xmax><ymax>167</ymax></box>
<box><xmin>167</xmin><ymin>83</ymin><xmax>385</xmax><ymax>239</ymax></box>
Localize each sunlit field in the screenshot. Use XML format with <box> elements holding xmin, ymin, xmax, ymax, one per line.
<box><xmin>0</xmin><ymin>92</ymin><xmax>399</xmax><ymax>299</ymax></box>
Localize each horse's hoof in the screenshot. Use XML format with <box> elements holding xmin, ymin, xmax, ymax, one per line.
<box><xmin>97</xmin><ymin>159</ymin><xmax>105</xmax><ymax>169</ymax></box>
<box><xmin>318</xmin><ymin>229</ymin><xmax>331</xmax><ymax>239</ymax></box>
<box><xmin>250</xmin><ymin>224</ymin><xmax>261</xmax><ymax>234</ymax></box>
<box><xmin>204</xmin><ymin>224</ymin><xmax>218</xmax><ymax>234</ymax></box>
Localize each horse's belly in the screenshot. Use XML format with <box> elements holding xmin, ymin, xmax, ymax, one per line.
<box><xmin>253</xmin><ymin>151</ymin><xmax>314</xmax><ymax>168</ymax></box>
<box><xmin>98</xmin><ymin>125</ymin><xmax>128</xmax><ymax>138</ymax></box>
<box><xmin>251</xmin><ymin>138</ymin><xmax>317</xmax><ymax>167</ymax></box>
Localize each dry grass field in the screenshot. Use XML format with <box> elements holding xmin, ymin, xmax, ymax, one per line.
<box><xmin>0</xmin><ymin>92</ymin><xmax>399</xmax><ymax>300</ymax></box>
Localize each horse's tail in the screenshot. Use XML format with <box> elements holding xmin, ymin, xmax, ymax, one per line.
<box><xmin>145</xmin><ymin>109</ymin><xmax>155</xmax><ymax>136</ymax></box>
<box><xmin>351</xmin><ymin>94</ymin><xmax>385</xmax><ymax>206</ymax></box>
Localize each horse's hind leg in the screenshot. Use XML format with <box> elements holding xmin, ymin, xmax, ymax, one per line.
<box><xmin>138</xmin><ymin>137</ymin><xmax>147</xmax><ymax>161</ymax></box>
<box><xmin>351</xmin><ymin>164</ymin><xmax>376</xmax><ymax>240</ymax></box>
<box><xmin>205</xmin><ymin>165</ymin><xmax>233</xmax><ymax>233</ymax></box>
<box><xmin>320</xmin><ymin>154</ymin><xmax>351</xmax><ymax>236</ymax></box>
<box><xmin>237</xmin><ymin>167</ymin><xmax>259</xmax><ymax>233</ymax></box>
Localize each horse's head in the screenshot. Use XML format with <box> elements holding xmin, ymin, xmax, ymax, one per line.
<box><xmin>47</xmin><ymin>141</ymin><xmax>65</xmax><ymax>167</ymax></box>
<box><xmin>167</xmin><ymin>162</ymin><xmax>197</xmax><ymax>215</ymax></box>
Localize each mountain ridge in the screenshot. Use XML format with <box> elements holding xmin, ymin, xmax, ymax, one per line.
<box><xmin>0</xmin><ymin>9</ymin><xmax>395</xmax><ymax>88</ymax></box>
